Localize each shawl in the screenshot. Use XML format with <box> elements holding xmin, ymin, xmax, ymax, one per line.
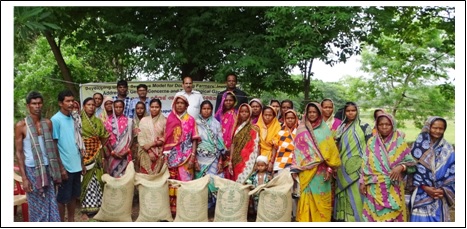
<box><xmin>249</xmin><ymin>98</ymin><xmax>263</xmax><ymax>125</ymax></box>
<box><xmin>81</xmin><ymin>111</ymin><xmax>109</xmax><ymax>165</ymax></box>
<box><xmin>138</xmin><ymin>112</ymin><xmax>167</xmax><ymax>174</ymax></box>
<box><xmin>272</xmin><ymin>109</ymin><xmax>298</xmax><ymax>170</ymax></box>
<box><xmin>72</xmin><ymin>101</ymin><xmax>86</xmax><ymax>156</ymax></box>
<box><xmin>214</xmin><ymin>91</ymin><xmax>237</xmax><ymax>149</ymax></box>
<box><xmin>257</xmin><ymin>105</ymin><xmax>281</xmax><ymax>161</ymax></box>
<box><xmin>25</xmin><ymin>116</ymin><xmax>61</xmax><ymax>192</ymax></box>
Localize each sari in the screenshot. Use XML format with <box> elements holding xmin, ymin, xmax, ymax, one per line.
<box><xmin>131</xmin><ymin>113</ymin><xmax>148</xmax><ymax>172</ymax></box>
<box><xmin>361</xmin><ymin>114</ymin><xmax>416</xmax><ymax>222</ymax></box>
<box><xmin>272</xmin><ymin>109</ymin><xmax>298</xmax><ymax>172</ymax></box>
<box><xmin>231</xmin><ymin>103</ymin><xmax>260</xmax><ymax>184</ymax></box>
<box><xmin>164</xmin><ymin>95</ymin><xmax>200</xmax><ymax>215</ymax></box>
<box><xmin>104</xmin><ymin>113</ymin><xmax>133</xmax><ymax>178</ymax></box>
<box><xmin>214</xmin><ymin>91</ymin><xmax>237</xmax><ymax>179</ymax></box>
<box><xmin>249</xmin><ymin>98</ymin><xmax>263</xmax><ymax>125</ymax></box>
<box><xmin>80</xmin><ymin>111</ymin><xmax>109</xmax><ymax>214</ymax></box>
<box><xmin>291</xmin><ymin>102</ymin><xmax>341</xmax><ymax>222</ymax></box>
<box><xmin>371</xmin><ymin>108</ymin><xmax>386</xmax><ymax>136</ymax></box>
<box><xmin>137</xmin><ymin>112</ymin><xmax>166</xmax><ymax>174</ymax></box>
<box><xmin>257</xmin><ymin>106</ymin><xmax>281</xmax><ymax>161</ymax></box>
<box><xmin>333</xmin><ymin>102</ymin><xmax>372</xmax><ymax>222</ymax></box>
<box><xmin>321</xmin><ymin>99</ymin><xmax>342</xmax><ymax>138</ymax></box>
<box><xmin>195</xmin><ymin>113</ymin><xmax>226</xmax><ymax>208</ymax></box>
<box><xmin>410</xmin><ymin>116</ymin><xmax>455</xmax><ymax>222</ymax></box>
<box><xmin>99</xmin><ymin>96</ymin><xmax>113</xmax><ymax>123</ymax></box>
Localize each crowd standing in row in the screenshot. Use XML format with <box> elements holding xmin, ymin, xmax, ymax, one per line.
<box><xmin>15</xmin><ymin>73</ymin><xmax>455</xmax><ymax>222</ymax></box>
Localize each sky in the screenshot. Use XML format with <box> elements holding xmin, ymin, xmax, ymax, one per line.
<box><xmin>1</xmin><ymin>2</ymin><xmax>465</xmax><ymax>227</ymax></box>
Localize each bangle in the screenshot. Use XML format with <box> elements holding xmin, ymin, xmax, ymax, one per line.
<box><xmin>327</xmin><ymin>167</ymin><xmax>333</xmax><ymax>173</ymax></box>
<box><xmin>401</xmin><ymin>164</ymin><xmax>406</xmax><ymax>171</ymax></box>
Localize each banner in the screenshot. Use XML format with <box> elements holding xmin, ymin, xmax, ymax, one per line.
<box><xmin>80</xmin><ymin>81</ymin><xmax>226</xmax><ymax>117</ymax></box>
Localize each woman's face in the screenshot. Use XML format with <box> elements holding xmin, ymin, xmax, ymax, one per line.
<box><xmin>377</xmin><ymin>117</ymin><xmax>393</xmax><ymax>138</ymax></box>
<box><xmin>270</xmin><ymin>101</ymin><xmax>280</xmax><ymax>115</ymax></box>
<box><xmin>104</xmin><ymin>101</ymin><xmax>113</xmax><ymax>112</ymax></box>
<box><xmin>250</xmin><ymin>101</ymin><xmax>262</xmax><ymax>116</ymax></box>
<box><xmin>429</xmin><ymin>120</ymin><xmax>446</xmax><ymax>142</ymax></box>
<box><xmin>83</xmin><ymin>99</ymin><xmax>96</xmax><ymax>116</ymax></box>
<box><xmin>239</xmin><ymin>106</ymin><xmax>250</xmax><ymax>122</ymax></box>
<box><xmin>321</xmin><ymin>100</ymin><xmax>333</xmax><ymax>118</ymax></box>
<box><xmin>114</xmin><ymin>102</ymin><xmax>124</xmax><ymax>116</ymax></box>
<box><xmin>280</xmin><ymin>102</ymin><xmax>292</xmax><ymax>117</ymax></box>
<box><xmin>262</xmin><ymin>108</ymin><xmax>275</xmax><ymax>125</ymax></box>
<box><xmin>345</xmin><ymin>105</ymin><xmax>358</xmax><ymax>122</ymax></box>
<box><xmin>149</xmin><ymin>101</ymin><xmax>161</xmax><ymax>117</ymax></box>
<box><xmin>135</xmin><ymin>104</ymin><xmax>146</xmax><ymax>117</ymax></box>
<box><xmin>307</xmin><ymin>105</ymin><xmax>320</xmax><ymax>123</ymax></box>
<box><xmin>201</xmin><ymin>103</ymin><xmax>212</xmax><ymax>119</ymax></box>
<box><xmin>285</xmin><ymin>112</ymin><xmax>296</xmax><ymax>129</ymax></box>
<box><xmin>223</xmin><ymin>94</ymin><xmax>235</xmax><ymax>111</ymax></box>
<box><xmin>174</xmin><ymin>98</ymin><xmax>187</xmax><ymax>114</ymax></box>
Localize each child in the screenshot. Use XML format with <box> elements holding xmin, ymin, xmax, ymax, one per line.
<box><xmin>246</xmin><ymin>155</ymin><xmax>272</xmax><ymax>215</ymax></box>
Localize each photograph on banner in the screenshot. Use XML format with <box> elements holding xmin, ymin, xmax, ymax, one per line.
<box><xmin>80</xmin><ymin>81</ymin><xmax>226</xmax><ymax>117</ymax></box>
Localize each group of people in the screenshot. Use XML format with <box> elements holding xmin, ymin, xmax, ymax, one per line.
<box><xmin>15</xmin><ymin>73</ymin><xmax>455</xmax><ymax>222</ymax></box>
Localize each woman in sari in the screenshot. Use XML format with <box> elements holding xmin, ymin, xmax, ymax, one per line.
<box><xmin>103</xmin><ymin>100</ymin><xmax>133</xmax><ymax>178</ymax></box>
<box><xmin>249</xmin><ymin>98</ymin><xmax>263</xmax><ymax>125</ymax></box>
<box><xmin>99</xmin><ymin>96</ymin><xmax>113</xmax><ymax>123</ymax></box>
<box><xmin>196</xmin><ymin>100</ymin><xmax>226</xmax><ymax>209</ymax></box>
<box><xmin>269</xmin><ymin>109</ymin><xmax>299</xmax><ymax>175</ymax></box>
<box><xmin>230</xmin><ymin>103</ymin><xmax>260</xmax><ymax>184</ymax></box>
<box><xmin>257</xmin><ymin>106</ymin><xmax>282</xmax><ymax>162</ymax></box>
<box><xmin>214</xmin><ymin>91</ymin><xmax>237</xmax><ymax>179</ymax></box>
<box><xmin>291</xmin><ymin>102</ymin><xmax>341</xmax><ymax>222</ymax></box>
<box><xmin>320</xmin><ymin>99</ymin><xmax>342</xmax><ymax>138</ymax></box>
<box><xmin>333</xmin><ymin>101</ymin><xmax>372</xmax><ymax>222</ymax></box>
<box><xmin>79</xmin><ymin>97</ymin><xmax>109</xmax><ymax>216</ymax></box>
<box><xmin>371</xmin><ymin>108</ymin><xmax>386</xmax><ymax>136</ymax></box>
<box><xmin>360</xmin><ymin>113</ymin><xmax>416</xmax><ymax>222</ymax></box>
<box><xmin>164</xmin><ymin>95</ymin><xmax>200</xmax><ymax>216</ymax></box>
<box><xmin>278</xmin><ymin>99</ymin><xmax>294</xmax><ymax>125</ymax></box>
<box><xmin>137</xmin><ymin>98</ymin><xmax>166</xmax><ymax>175</ymax></box>
<box><xmin>131</xmin><ymin>101</ymin><xmax>149</xmax><ymax>172</ymax></box>
<box><xmin>410</xmin><ymin>116</ymin><xmax>455</xmax><ymax>222</ymax></box>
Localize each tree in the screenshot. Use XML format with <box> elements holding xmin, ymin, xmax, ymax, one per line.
<box><xmin>265</xmin><ymin>7</ymin><xmax>363</xmax><ymax>105</ymax></box>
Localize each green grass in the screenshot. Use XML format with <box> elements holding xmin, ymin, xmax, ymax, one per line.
<box><xmin>359</xmin><ymin>111</ymin><xmax>455</xmax><ymax>145</ymax></box>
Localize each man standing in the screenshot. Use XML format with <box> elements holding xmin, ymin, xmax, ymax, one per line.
<box><xmin>14</xmin><ymin>91</ymin><xmax>67</xmax><ymax>222</ymax></box>
<box><xmin>215</xmin><ymin>73</ymin><xmax>248</xmax><ymax>113</ymax></box>
<box><xmin>93</xmin><ymin>92</ymin><xmax>104</xmax><ymax>118</ymax></box>
<box><xmin>129</xmin><ymin>83</ymin><xmax>150</xmax><ymax>118</ymax></box>
<box><xmin>51</xmin><ymin>90</ymin><xmax>86</xmax><ymax>222</ymax></box>
<box><xmin>175</xmin><ymin>76</ymin><xmax>204</xmax><ymax>118</ymax></box>
<box><xmin>112</xmin><ymin>80</ymin><xmax>132</xmax><ymax>118</ymax></box>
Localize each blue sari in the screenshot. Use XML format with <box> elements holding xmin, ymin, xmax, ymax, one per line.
<box><xmin>410</xmin><ymin>116</ymin><xmax>455</xmax><ymax>222</ymax></box>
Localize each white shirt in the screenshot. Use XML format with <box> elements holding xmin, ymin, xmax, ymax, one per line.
<box><xmin>175</xmin><ymin>90</ymin><xmax>204</xmax><ymax>118</ymax></box>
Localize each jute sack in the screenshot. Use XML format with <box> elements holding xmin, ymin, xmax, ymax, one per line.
<box><xmin>248</xmin><ymin>168</ymin><xmax>293</xmax><ymax>222</ymax></box>
<box><xmin>94</xmin><ymin>161</ymin><xmax>135</xmax><ymax>222</ymax></box>
<box><xmin>170</xmin><ymin>175</ymin><xmax>210</xmax><ymax>222</ymax></box>
<box><xmin>212</xmin><ymin>176</ymin><xmax>253</xmax><ymax>222</ymax></box>
<box><xmin>134</xmin><ymin>164</ymin><xmax>173</xmax><ymax>222</ymax></box>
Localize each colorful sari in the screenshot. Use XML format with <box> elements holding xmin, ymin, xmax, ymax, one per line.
<box><xmin>231</xmin><ymin>103</ymin><xmax>260</xmax><ymax>184</ymax></box>
<box><xmin>410</xmin><ymin>116</ymin><xmax>455</xmax><ymax>222</ymax></box>
<box><xmin>104</xmin><ymin>113</ymin><xmax>133</xmax><ymax>178</ymax></box>
<box><xmin>195</xmin><ymin>113</ymin><xmax>226</xmax><ymax>208</ymax></box>
<box><xmin>164</xmin><ymin>95</ymin><xmax>200</xmax><ymax>215</ymax></box>
<box><xmin>137</xmin><ymin>112</ymin><xmax>166</xmax><ymax>175</ymax></box>
<box><xmin>291</xmin><ymin>102</ymin><xmax>341</xmax><ymax>222</ymax></box>
<box><xmin>272</xmin><ymin>109</ymin><xmax>298</xmax><ymax>172</ymax></box>
<box><xmin>371</xmin><ymin>108</ymin><xmax>386</xmax><ymax>136</ymax></box>
<box><xmin>333</xmin><ymin>102</ymin><xmax>372</xmax><ymax>222</ymax></box>
<box><xmin>257</xmin><ymin>106</ymin><xmax>281</xmax><ymax>161</ymax></box>
<box><xmin>361</xmin><ymin>114</ymin><xmax>416</xmax><ymax>222</ymax></box>
<box><xmin>321</xmin><ymin>99</ymin><xmax>342</xmax><ymax>138</ymax></box>
<box><xmin>80</xmin><ymin>111</ymin><xmax>109</xmax><ymax>214</ymax></box>
<box><xmin>214</xmin><ymin>91</ymin><xmax>237</xmax><ymax>179</ymax></box>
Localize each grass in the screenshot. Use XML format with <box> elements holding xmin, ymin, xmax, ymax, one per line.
<box><xmin>359</xmin><ymin>110</ymin><xmax>455</xmax><ymax>145</ymax></box>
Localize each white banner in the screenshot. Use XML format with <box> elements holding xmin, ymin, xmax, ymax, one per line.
<box><xmin>80</xmin><ymin>81</ymin><xmax>225</xmax><ymax>117</ymax></box>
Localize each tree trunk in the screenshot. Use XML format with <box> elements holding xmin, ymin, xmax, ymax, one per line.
<box><xmin>180</xmin><ymin>63</ymin><xmax>206</xmax><ymax>81</ymax></box>
<box><xmin>44</xmin><ymin>30</ymin><xmax>79</xmax><ymax>97</ymax></box>
<box><xmin>302</xmin><ymin>58</ymin><xmax>314</xmax><ymax>106</ymax></box>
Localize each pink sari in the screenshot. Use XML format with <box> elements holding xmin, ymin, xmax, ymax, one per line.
<box><xmin>104</xmin><ymin>114</ymin><xmax>133</xmax><ymax>178</ymax></box>
<box><xmin>214</xmin><ymin>91</ymin><xmax>237</xmax><ymax>149</ymax></box>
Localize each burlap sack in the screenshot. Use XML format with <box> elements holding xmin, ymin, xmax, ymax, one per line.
<box><xmin>170</xmin><ymin>175</ymin><xmax>210</xmax><ymax>222</ymax></box>
<box><xmin>212</xmin><ymin>176</ymin><xmax>253</xmax><ymax>222</ymax></box>
<box><xmin>94</xmin><ymin>161</ymin><xmax>135</xmax><ymax>222</ymax></box>
<box><xmin>134</xmin><ymin>164</ymin><xmax>173</xmax><ymax>222</ymax></box>
<box><xmin>248</xmin><ymin>168</ymin><xmax>293</xmax><ymax>222</ymax></box>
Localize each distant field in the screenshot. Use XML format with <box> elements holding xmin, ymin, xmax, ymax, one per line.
<box><xmin>359</xmin><ymin>111</ymin><xmax>455</xmax><ymax>145</ymax></box>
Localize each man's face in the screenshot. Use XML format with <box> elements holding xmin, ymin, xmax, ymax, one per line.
<box><xmin>137</xmin><ymin>87</ymin><xmax>148</xmax><ymax>98</ymax></box>
<box><xmin>27</xmin><ymin>98</ymin><xmax>43</xmax><ymax>116</ymax></box>
<box><xmin>59</xmin><ymin>96</ymin><xmax>75</xmax><ymax>113</ymax></box>
<box><xmin>117</xmin><ymin>85</ymin><xmax>128</xmax><ymax>97</ymax></box>
<box><xmin>182</xmin><ymin>77</ymin><xmax>193</xmax><ymax>93</ymax></box>
<box><xmin>226</xmin><ymin>75</ymin><xmax>237</xmax><ymax>90</ymax></box>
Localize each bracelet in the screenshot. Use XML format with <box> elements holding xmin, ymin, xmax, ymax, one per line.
<box><xmin>401</xmin><ymin>164</ymin><xmax>406</xmax><ymax>171</ymax></box>
<box><xmin>327</xmin><ymin>167</ymin><xmax>333</xmax><ymax>173</ymax></box>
